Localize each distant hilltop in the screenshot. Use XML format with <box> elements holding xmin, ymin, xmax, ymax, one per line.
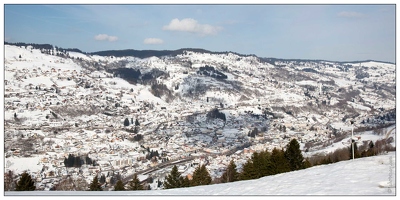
<box><xmin>5</xmin><ymin>41</ymin><xmax>394</xmax><ymax>64</ymax></box>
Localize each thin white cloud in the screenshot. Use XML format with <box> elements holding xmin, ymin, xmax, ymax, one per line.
<box><xmin>94</xmin><ymin>34</ymin><xmax>118</xmax><ymax>42</ymax></box>
<box><xmin>143</xmin><ymin>38</ymin><xmax>164</xmax><ymax>45</ymax></box>
<box><xmin>337</xmin><ymin>11</ymin><xmax>365</xmax><ymax>18</ymax></box>
<box><xmin>163</xmin><ymin>18</ymin><xmax>222</xmax><ymax>36</ymax></box>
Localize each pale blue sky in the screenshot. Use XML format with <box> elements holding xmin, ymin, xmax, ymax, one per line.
<box><xmin>4</xmin><ymin>4</ymin><xmax>396</xmax><ymax>63</ymax></box>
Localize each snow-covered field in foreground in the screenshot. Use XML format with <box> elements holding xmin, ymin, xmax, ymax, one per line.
<box><xmin>6</xmin><ymin>152</ymin><xmax>396</xmax><ymax>196</ymax></box>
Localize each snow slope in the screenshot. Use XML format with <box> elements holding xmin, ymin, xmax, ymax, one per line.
<box><xmin>6</xmin><ymin>152</ymin><xmax>396</xmax><ymax>196</ymax></box>
<box><xmin>3</xmin><ymin>44</ymin><xmax>396</xmax><ymax>197</ymax></box>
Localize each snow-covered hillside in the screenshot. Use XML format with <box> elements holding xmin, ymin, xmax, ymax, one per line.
<box><xmin>6</xmin><ymin>152</ymin><xmax>396</xmax><ymax>195</ymax></box>
<box><xmin>3</xmin><ymin>43</ymin><xmax>396</xmax><ymax>192</ymax></box>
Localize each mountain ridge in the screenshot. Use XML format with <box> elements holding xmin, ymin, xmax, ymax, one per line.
<box><xmin>5</xmin><ymin>41</ymin><xmax>394</xmax><ymax>64</ymax></box>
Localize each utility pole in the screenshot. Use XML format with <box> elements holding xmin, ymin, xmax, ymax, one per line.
<box><xmin>351</xmin><ymin>120</ymin><xmax>355</xmax><ymax>160</ymax></box>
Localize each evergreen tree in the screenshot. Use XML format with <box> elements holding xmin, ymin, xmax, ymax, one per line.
<box><xmin>99</xmin><ymin>174</ymin><xmax>106</xmax><ymax>184</ymax></box>
<box><xmin>124</xmin><ymin>118</ymin><xmax>130</xmax><ymax>126</ymax></box>
<box><xmin>134</xmin><ymin>126</ymin><xmax>140</xmax><ymax>134</ymax></box>
<box><xmin>191</xmin><ymin>164</ymin><xmax>212</xmax><ymax>186</ymax></box>
<box><xmin>284</xmin><ymin>138</ymin><xmax>305</xmax><ymax>171</ymax></box>
<box><xmin>366</xmin><ymin>141</ymin><xmax>377</xmax><ymax>156</ymax></box>
<box><xmin>239</xmin><ymin>150</ymin><xmax>274</xmax><ymax>180</ymax></box>
<box><xmin>135</xmin><ymin>119</ymin><xmax>140</xmax><ymax>126</ymax></box>
<box><xmin>15</xmin><ymin>172</ymin><xmax>36</xmax><ymax>191</ymax></box>
<box><xmin>369</xmin><ymin>141</ymin><xmax>374</xmax><ymax>149</ymax></box>
<box><xmin>88</xmin><ymin>175</ymin><xmax>102</xmax><ymax>191</ymax></box>
<box><xmin>180</xmin><ymin>176</ymin><xmax>191</xmax><ymax>188</ymax></box>
<box><xmin>238</xmin><ymin>159</ymin><xmax>257</xmax><ymax>180</ymax></box>
<box><xmin>114</xmin><ymin>179</ymin><xmax>125</xmax><ymax>191</ymax></box>
<box><xmin>127</xmin><ymin>174</ymin><xmax>143</xmax><ymax>190</ymax></box>
<box><xmin>270</xmin><ymin>148</ymin><xmax>291</xmax><ymax>175</ymax></box>
<box><xmin>221</xmin><ymin>160</ymin><xmax>239</xmax><ymax>183</ymax></box>
<box><xmin>74</xmin><ymin>156</ymin><xmax>82</xmax><ymax>167</ymax></box>
<box><xmin>249</xmin><ymin>152</ymin><xmax>262</xmax><ymax>178</ymax></box>
<box><xmin>248</xmin><ymin>128</ymin><xmax>258</xmax><ymax>138</ymax></box>
<box><xmin>164</xmin><ymin>165</ymin><xmax>182</xmax><ymax>189</ymax></box>
<box><xmin>254</xmin><ymin>150</ymin><xmax>272</xmax><ymax>177</ymax></box>
<box><xmin>109</xmin><ymin>176</ymin><xmax>116</xmax><ymax>185</ymax></box>
<box><xmin>64</xmin><ymin>154</ymin><xmax>82</xmax><ymax>168</ymax></box>
<box><xmin>85</xmin><ymin>155</ymin><xmax>93</xmax><ymax>165</ymax></box>
<box><xmin>64</xmin><ymin>154</ymin><xmax>70</xmax><ymax>167</ymax></box>
<box><xmin>157</xmin><ymin>179</ymin><xmax>163</xmax><ymax>188</ymax></box>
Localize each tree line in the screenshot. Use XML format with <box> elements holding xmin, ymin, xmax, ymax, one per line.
<box><xmin>163</xmin><ymin>164</ymin><xmax>211</xmax><ymax>189</ymax></box>
<box><xmin>309</xmin><ymin>137</ymin><xmax>395</xmax><ymax>165</ymax></box>
<box><xmin>64</xmin><ymin>154</ymin><xmax>95</xmax><ymax>168</ymax></box>
<box><xmin>161</xmin><ymin>139</ymin><xmax>308</xmax><ymax>189</ymax></box>
<box><xmin>8</xmin><ymin>137</ymin><xmax>395</xmax><ymax>191</ymax></box>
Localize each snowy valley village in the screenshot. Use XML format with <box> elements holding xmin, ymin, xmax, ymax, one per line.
<box><xmin>3</xmin><ymin>43</ymin><xmax>396</xmax><ymax>195</ymax></box>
